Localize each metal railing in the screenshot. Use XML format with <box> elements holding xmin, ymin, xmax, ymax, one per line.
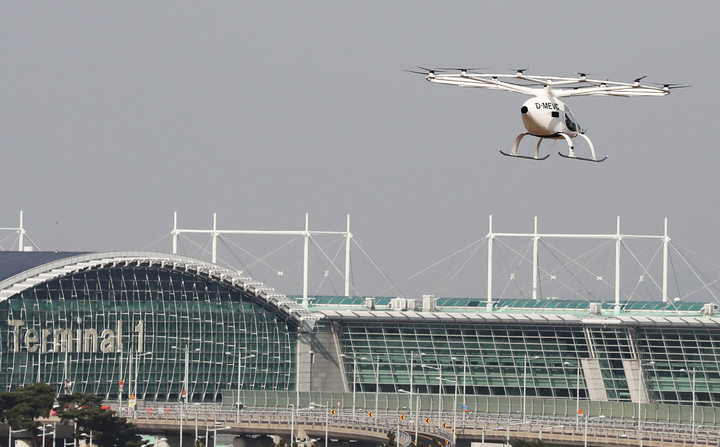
<box><xmin>122</xmin><ymin>404</ymin><xmax>720</xmax><ymax>446</ymax></box>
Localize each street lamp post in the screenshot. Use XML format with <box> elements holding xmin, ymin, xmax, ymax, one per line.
<box><xmin>564</xmin><ymin>361</ymin><xmax>582</xmax><ymax>430</ymax></box>
<box><xmin>637</xmin><ymin>361</ymin><xmax>655</xmax><ymax>435</ymax></box>
<box><xmin>310</xmin><ymin>401</ymin><xmax>330</xmax><ymax>447</ymax></box>
<box><xmin>679</xmin><ymin>367</ymin><xmax>697</xmax><ymax>440</ymax></box>
<box><xmin>399</xmin><ymin>388</ymin><xmax>420</xmax><ymax>446</ymax></box>
<box><xmin>10</xmin><ymin>428</ymin><xmax>26</xmax><ymax>447</ymax></box>
<box><xmin>462</xmin><ymin>357</ymin><xmax>467</xmax><ymax>428</ymax></box>
<box><xmin>522</xmin><ymin>355</ymin><xmax>539</xmax><ymax>422</ymax></box>
<box><xmin>325</xmin><ymin>402</ymin><xmax>329</xmax><ymax>447</ymax></box>
<box><xmin>447</xmin><ymin>377</ymin><xmax>459</xmax><ymax>447</ymax></box>
<box><xmin>584</xmin><ymin>415</ymin><xmax>605</xmax><ymax>447</ymax></box>
<box><xmin>290</xmin><ymin>403</ymin><xmax>295</xmax><ymax>446</ymax></box>
<box><xmin>341</xmin><ymin>354</ymin><xmax>359</xmax><ymax>419</ymax></box>
<box><xmin>361</xmin><ymin>356</ymin><xmax>380</xmax><ymax>420</ymax></box>
<box><xmin>172</xmin><ymin>346</ymin><xmax>197</xmax><ymax>447</ymax></box>
<box><xmin>213</xmin><ymin>424</ymin><xmax>230</xmax><ymax>447</ymax></box>
<box><xmin>117</xmin><ymin>348</ymin><xmax>124</xmax><ymax>415</ymax></box>
<box><xmin>409</xmin><ymin>352</ymin><xmax>425</xmax><ymax>422</ymax></box>
<box><xmin>40</xmin><ymin>425</ymin><xmax>55</xmax><ymax>447</ymax></box>
<box><xmin>421</xmin><ymin>364</ymin><xmax>443</xmax><ymax>429</ymax></box>
<box><xmin>80</xmin><ymin>431</ymin><xmax>93</xmax><ymax>447</ymax></box>
<box><xmin>226</xmin><ymin>351</ymin><xmax>255</xmax><ymax>423</ymax></box>
<box><xmin>130</xmin><ymin>351</ymin><xmax>152</xmax><ymax>420</ymax></box>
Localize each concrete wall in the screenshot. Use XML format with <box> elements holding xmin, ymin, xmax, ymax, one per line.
<box><xmin>297</xmin><ymin>331</ymin><xmax>345</xmax><ymax>393</ymax></box>
<box><xmin>581</xmin><ymin>359</ymin><xmax>608</xmax><ymax>402</ymax></box>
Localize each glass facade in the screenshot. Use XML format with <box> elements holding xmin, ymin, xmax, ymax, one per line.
<box><xmin>339</xmin><ymin>322</ymin><xmax>589</xmax><ymax>399</ymax></box>
<box><xmin>0</xmin><ymin>262</ymin><xmax>296</xmax><ymax>402</ymax></box>
<box><xmin>639</xmin><ymin>327</ymin><xmax>720</xmax><ymax>406</ymax></box>
<box><xmin>1</xmin><ymin>256</ymin><xmax>719</xmax><ymax>410</ymax></box>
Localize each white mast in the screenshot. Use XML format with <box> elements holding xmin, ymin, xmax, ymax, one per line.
<box><xmin>212</xmin><ymin>213</ymin><xmax>218</xmax><ymax>264</ymax></box>
<box><xmin>532</xmin><ymin>216</ymin><xmax>539</xmax><ymax>300</ymax></box>
<box><xmin>172</xmin><ymin>212</ymin><xmax>178</xmax><ymax>254</ymax></box>
<box><xmin>303</xmin><ymin>213</ymin><xmax>309</xmax><ymax>302</ymax></box>
<box><xmin>662</xmin><ymin>218</ymin><xmax>669</xmax><ymax>303</ymax></box>
<box><xmin>345</xmin><ymin>214</ymin><xmax>352</xmax><ymax>297</ymax></box>
<box><xmin>486</xmin><ymin>215</ymin><xmax>494</xmax><ymax>311</ymax></box>
<box><xmin>19</xmin><ymin>211</ymin><xmax>25</xmax><ymax>252</ymax></box>
<box><xmin>615</xmin><ymin>216</ymin><xmax>621</xmax><ymax>312</ymax></box>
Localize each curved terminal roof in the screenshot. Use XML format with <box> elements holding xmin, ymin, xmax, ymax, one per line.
<box><xmin>1</xmin><ymin>253</ymin><xmax>717</xmax><ymax>331</ymax></box>
<box><xmin>0</xmin><ymin>251</ymin><xmax>319</xmax><ymax>332</ymax></box>
<box><xmin>294</xmin><ymin>295</ymin><xmax>720</xmax><ymax>328</ymax></box>
<box><xmin>315</xmin><ymin>309</ymin><xmax>720</xmax><ymax>328</ymax></box>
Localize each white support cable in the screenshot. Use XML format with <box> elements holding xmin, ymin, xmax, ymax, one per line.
<box><xmin>620</xmin><ymin>240</ymin><xmax>664</xmax><ymax>299</ymax></box>
<box><xmin>667</xmin><ymin>242</ymin><xmax>720</xmax><ymax>304</ymax></box>
<box><xmin>496</xmin><ymin>239</ymin><xmax>534</xmax><ymax>300</ymax></box>
<box><xmin>534</xmin><ymin>239</ymin><xmax>615</xmax><ymax>301</ymax></box>
<box><xmin>306</xmin><ymin>235</ymin><xmax>350</xmax><ymax>297</ymax></box>
<box><xmin>376</xmin><ymin>237</ymin><xmax>488</xmax><ymax>296</ymax></box>
<box><xmin>352</xmin><ymin>238</ymin><xmax>406</xmax><ymax>298</ymax></box>
<box><xmin>219</xmin><ymin>234</ymin><xmax>303</xmax><ymax>286</ymax></box>
<box><xmin>433</xmin><ymin>239</ymin><xmax>486</xmax><ymax>297</ymax></box>
<box><xmin>493</xmin><ymin>237</ymin><xmax>607</xmax><ymax>300</ymax></box>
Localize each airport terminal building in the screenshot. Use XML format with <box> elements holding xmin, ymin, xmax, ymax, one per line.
<box><xmin>1</xmin><ymin>250</ymin><xmax>719</xmax><ymax>410</ymax></box>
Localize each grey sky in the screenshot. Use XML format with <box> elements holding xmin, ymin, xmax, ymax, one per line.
<box><xmin>1</xmin><ymin>2</ymin><xmax>718</xmax><ymax>301</ymax></box>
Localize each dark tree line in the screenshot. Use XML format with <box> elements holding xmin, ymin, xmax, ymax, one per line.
<box><xmin>0</xmin><ymin>383</ymin><xmax>147</xmax><ymax>447</ymax></box>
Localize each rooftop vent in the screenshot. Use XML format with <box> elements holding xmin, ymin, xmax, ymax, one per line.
<box><xmin>589</xmin><ymin>303</ymin><xmax>602</xmax><ymax>316</ymax></box>
<box><xmin>390</xmin><ymin>297</ymin><xmax>408</xmax><ymax>311</ymax></box>
<box><xmin>422</xmin><ymin>295</ymin><xmax>437</xmax><ymax>312</ymax></box>
<box><xmin>702</xmin><ymin>303</ymin><xmax>717</xmax><ymax>316</ymax></box>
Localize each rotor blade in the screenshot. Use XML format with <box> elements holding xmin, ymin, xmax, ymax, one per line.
<box><xmin>436</xmin><ymin>67</ymin><xmax>488</xmax><ymax>72</ymax></box>
<box><xmin>511</xmin><ymin>68</ymin><xmax>529</xmax><ymax>74</ymax></box>
<box><xmin>405</xmin><ymin>69</ymin><xmax>430</xmax><ymax>75</ymax></box>
<box><xmin>652</xmin><ymin>82</ymin><xmax>692</xmax><ymax>89</ymax></box>
<box><xmin>416</xmin><ymin>66</ymin><xmax>449</xmax><ymax>74</ymax></box>
<box><xmin>634</xmin><ymin>75</ymin><xmax>647</xmax><ymax>83</ymax></box>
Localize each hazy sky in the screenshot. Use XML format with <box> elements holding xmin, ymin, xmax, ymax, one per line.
<box><xmin>1</xmin><ymin>2</ymin><xmax>718</xmax><ymax>302</ymax></box>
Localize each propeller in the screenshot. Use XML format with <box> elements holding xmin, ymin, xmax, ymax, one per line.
<box><xmin>436</xmin><ymin>67</ymin><xmax>488</xmax><ymax>73</ymax></box>
<box><xmin>404</xmin><ymin>66</ymin><xmax>442</xmax><ymax>76</ymax></box>
<box><xmin>511</xmin><ymin>68</ymin><xmax>529</xmax><ymax>75</ymax></box>
<box><xmin>405</xmin><ymin>69</ymin><xmax>430</xmax><ymax>75</ymax></box>
<box><xmin>576</xmin><ymin>72</ymin><xmax>591</xmax><ymax>79</ymax></box>
<box><xmin>652</xmin><ymin>82</ymin><xmax>692</xmax><ymax>90</ymax></box>
<box><xmin>416</xmin><ymin>66</ymin><xmax>436</xmax><ymax>73</ymax></box>
<box><xmin>633</xmin><ymin>75</ymin><xmax>647</xmax><ymax>84</ymax></box>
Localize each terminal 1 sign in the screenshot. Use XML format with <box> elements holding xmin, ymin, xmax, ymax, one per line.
<box><xmin>8</xmin><ymin>319</ymin><xmax>146</xmax><ymax>354</ymax></box>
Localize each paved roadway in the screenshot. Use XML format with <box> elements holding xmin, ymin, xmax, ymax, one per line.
<box><xmin>121</xmin><ymin>404</ymin><xmax>719</xmax><ymax>447</ymax></box>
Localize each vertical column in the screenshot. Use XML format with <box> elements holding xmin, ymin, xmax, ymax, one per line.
<box><xmin>486</xmin><ymin>215</ymin><xmax>494</xmax><ymax>311</ymax></box>
<box><xmin>662</xmin><ymin>218</ymin><xmax>669</xmax><ymax>303</ymax></box>
<box><xmin>614</xmin><ymin>216</ymin><xmax>621</xmax><ymax>312</ymax></box>
<box><xmin>19</xmin><ymin>210</ymin><xmax>25</xmax><ymax>252</ymax></box>
<box><xmin>532</xmin><ymin>216</ymin><xmax>539</xmax><ymax>300</ymax></box>
<box><xmin>303</xmin><ymin>213</ymin><xmax>309</xmax><ymax>302</ymax></box>
<box><xmin>172</xmin><ymin>212</ymin><xmax>178</xmax><ymax>254</ymax></box>
<box><xmin>212</xmin><ymin>213</ymin><xmax>218</xmax><ymax>264</ymax></box>
<box><xmin>345</xmin><ymin>214</ymin><xmax>352</xmax><ymax>297</ymax></box>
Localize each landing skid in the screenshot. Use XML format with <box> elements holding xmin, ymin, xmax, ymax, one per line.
<box><xmin>503</xmin><ymin>133</ymin><xmax>550</xmax><ymax>160</ymax></box>
<box><xmin>556</xmin><ymin>132</ymin><xmax>608</xmax><ymax>162</ymax></box>
<box><xmin>505</xmin><ymin>132</ymin><xmax>607</xmax><ymax>162</ymax></box>
<box><xmin>557</xmin><ymin>152</ymin><xmax>608</xmax><ymax>163</ymax></box>
<box><xmin>499</xmin><ymin>150</ymin><xmax>549</xmax><ymax>161</ymax></box>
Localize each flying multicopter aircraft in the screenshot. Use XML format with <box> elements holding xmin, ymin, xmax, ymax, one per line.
<box><xmin>410</xmin><ymin>68</ymin><xmax>685</xmax><ymax>162</ymax></box>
